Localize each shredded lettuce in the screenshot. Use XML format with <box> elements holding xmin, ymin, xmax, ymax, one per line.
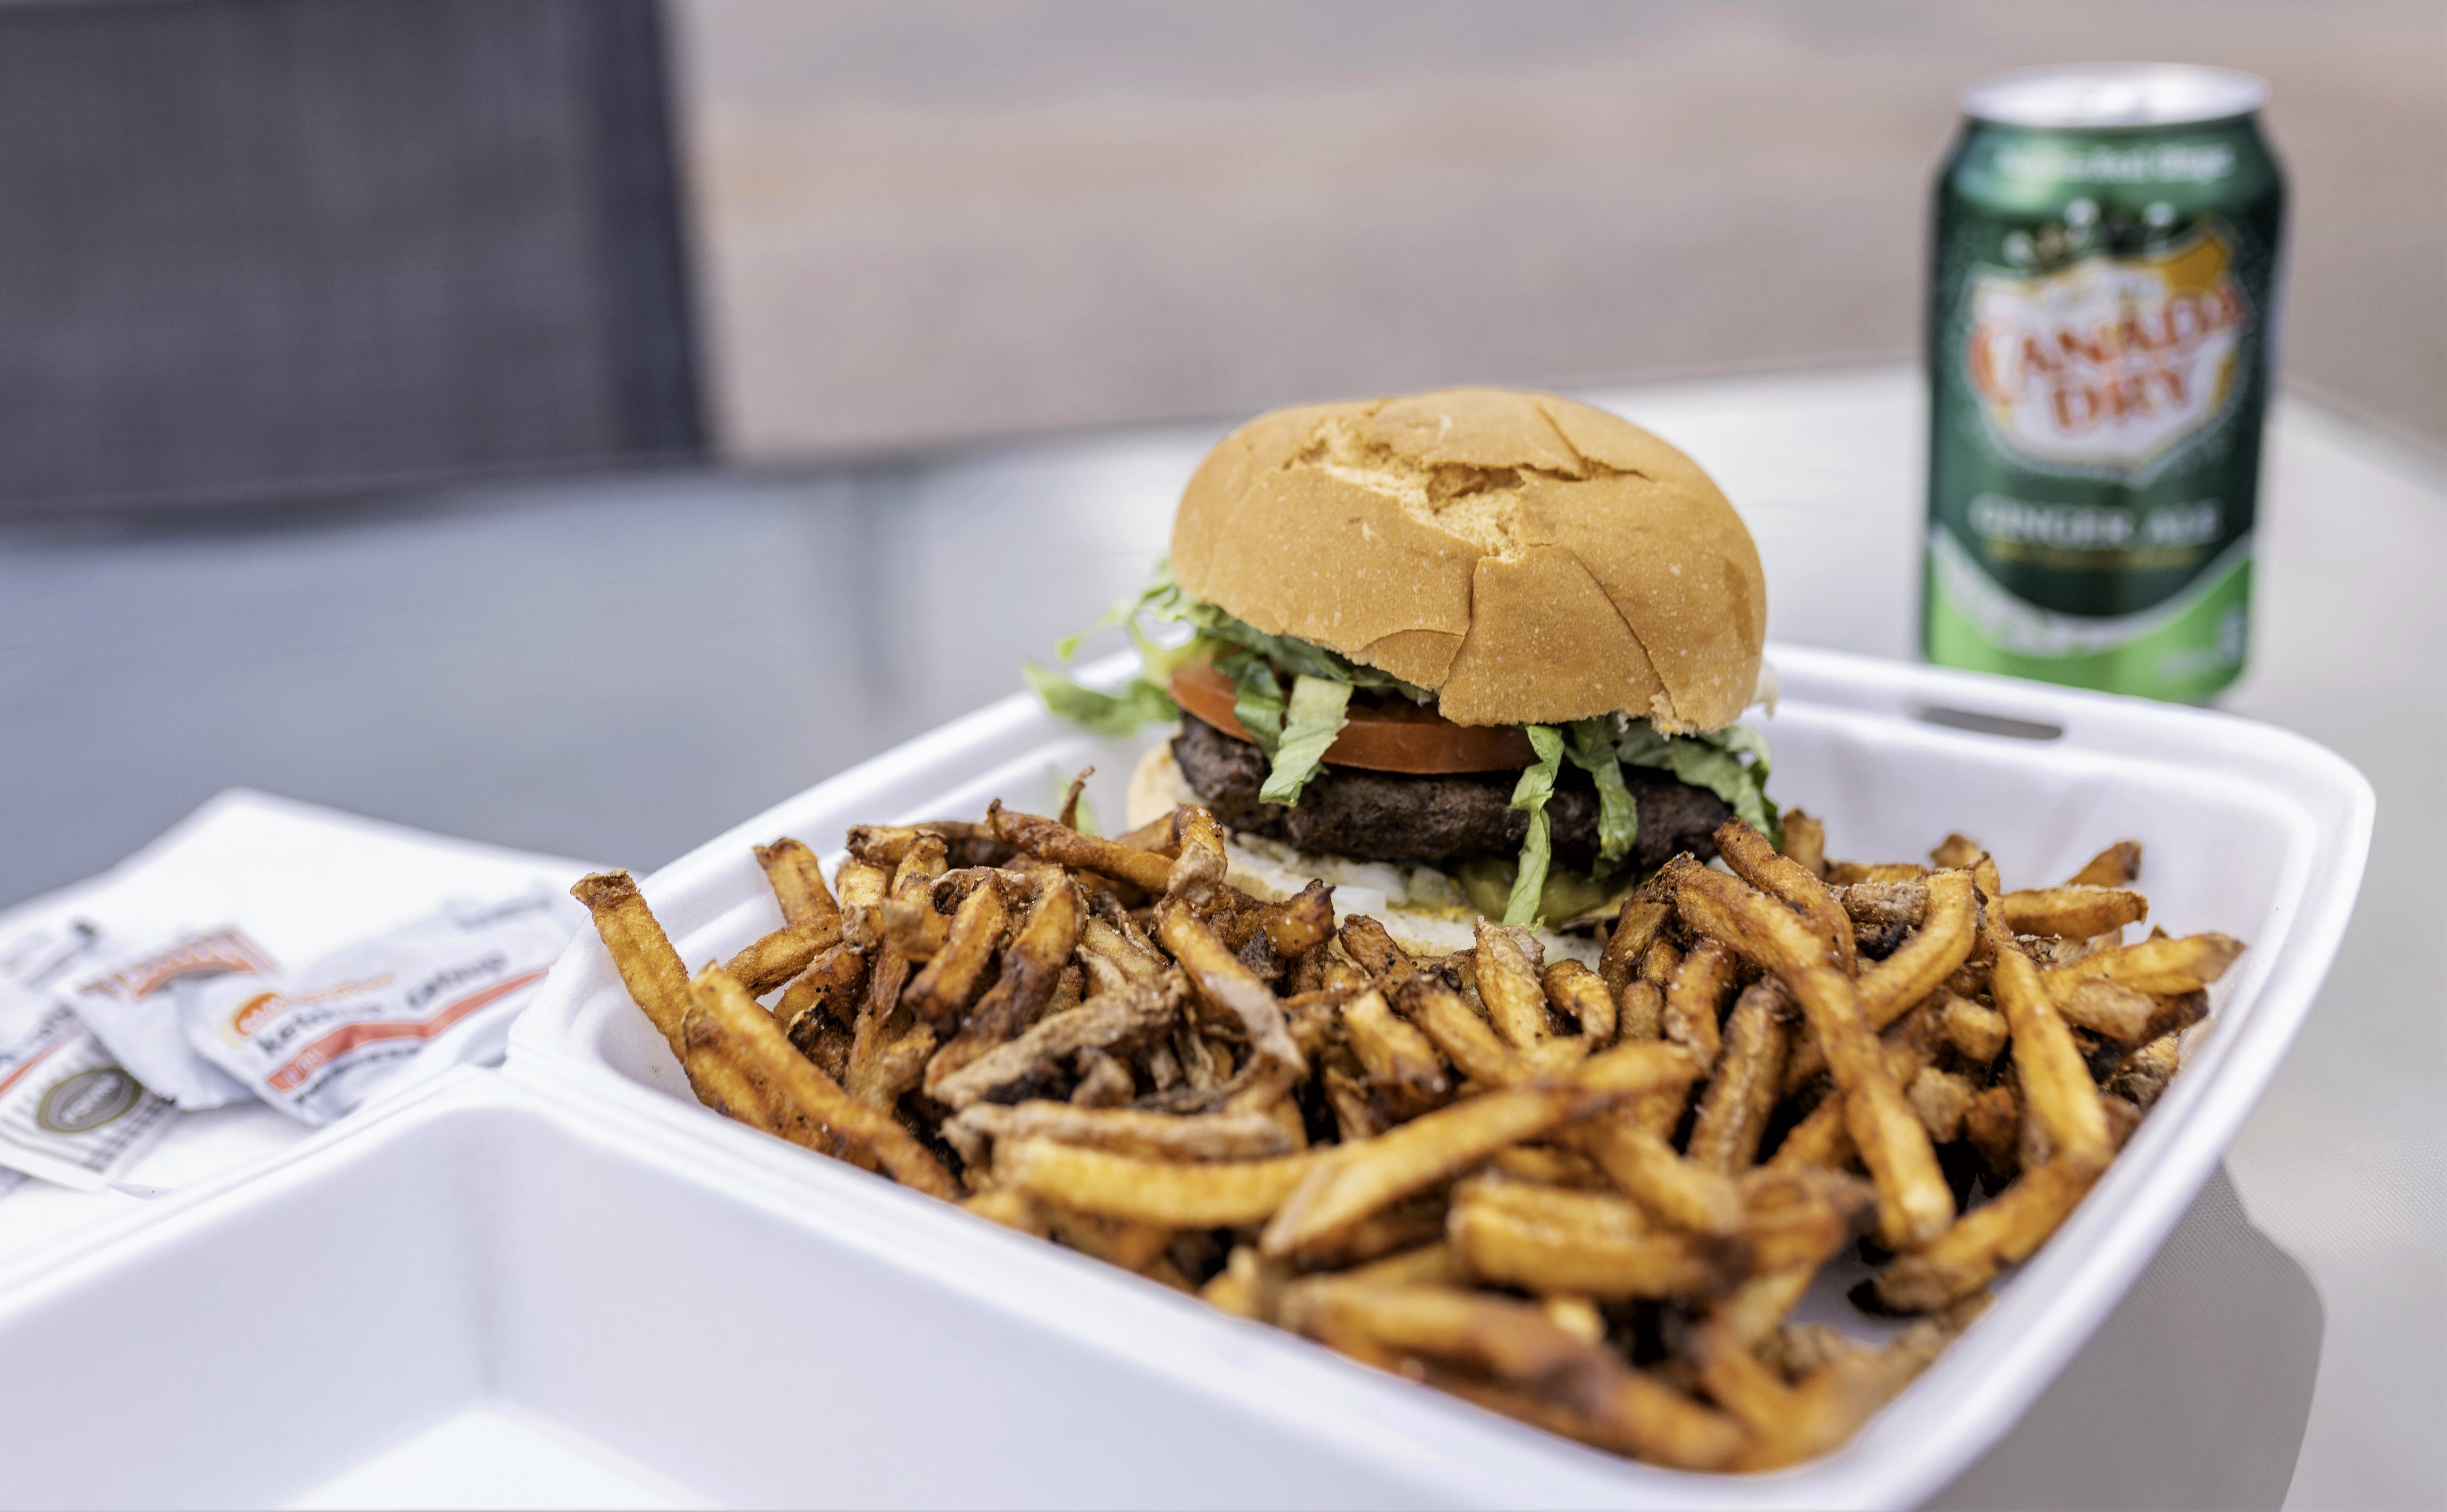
<box><xmin>1021</xmin><ymin>663</ymin><xmax>1179</xmax><ymax>738</ymax></box>
<box><xmin>1563</xmin><ymin>717</ymin><xmax>1638</xmax><ymax>869</ymax></box>
<box><xmin>1259</xmin><ymin>676</ymin><xmax>1353</xmax><ymax>806</ymax></box>
<box><xmin>1503</xmin><ymin>724</ymin><xmax>1565</xmax><ymax>928</ymax></box>
<box><xmin>1212</xmin><ymin>647</ymin><xmax>1286</xmax><ymax>755</ymax></box>
<box><xmin>1619</xmin><ymin>720</ymin><xmax>1781</xmax><ymax>846</ymax></box>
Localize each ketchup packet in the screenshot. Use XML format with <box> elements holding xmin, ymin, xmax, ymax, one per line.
<box><xmin>181</xmin><ymin>892</ymin><xmax>576</xmax><ymax>1125</ymax></box>
<box><xmin>67</xmin><ymin>928</ymin><xmax>277</xmax><ymax>1110</ymax></box>
<box><xmin>0</xmin><ymin>923</ymin><xmax>179</xmax><ymax>1190</ymax></box>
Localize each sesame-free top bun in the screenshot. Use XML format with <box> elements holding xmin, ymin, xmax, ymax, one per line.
<box><xmin>1170</xmin><ymin>387</ymin><xmax>1767</xmax><ymax>731</ymax></box>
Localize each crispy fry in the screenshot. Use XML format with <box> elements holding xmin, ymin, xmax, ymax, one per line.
<box><xmin>876</xmin><ymin>900</ymin><xmax>948</xmax><ymax>962</ymax></box>
<box><xmin>990</xmin><ymin>800</ymin><xmax>1175</xmax><ymax>892</ymax></box>
<box><xmin>961</xmin><ymin>1185</ymin><xmax>1053</xmax><ymax>1238</ymax></box>
<box><xmin>1616</xmin><ymin>980</ymin><xmax>1664</xmax><ymax>1043</ymax></box>
<box><xmin>755</xmin><ymin>837</ymin><xmax>841</xmax><ymax>930</ymax></box>
<box><xmin>1155</xmin><ymin>897</ymin><xmax>1308</xmax><ymax>1078</ymax></box>
<box><xmin>1826</xmin><ymin>860</ymin><xmax>1930</xmax><ymax>885</ymax></box>
<box><xmin>1905</xmin><ymin>1066</ymin><xmax>1975</xmax><ymax>1142</ymax></box>
<box><xmin>1565</xmin><ymin>1118</ymin><xmax>1747</xmax><ymax>1235</ymax></box>
<box><xmin>1111</xmin><ymin>805</ymin><xmax>1191</xmax><ymax>857</ymax></box>
<box><xmin>1164</xmin><ymin>804</ymin><xmax>1230</xmax><ymax>904</ymax></box>
<box><xmin>1717</xmin><ymin>818</ymin><xmax>1854</xmax><ymax>972</ymax></box>
<box><xmin>690</xmin><ymin>964</ymin><xmax>957</xmax><ymax>1198</ymax></box>
<box><xmin>1447</xmin><ymin>1177</ymin><xmax>1731</xmax><ymax>1298</ymax></box>
<box><xmin>1872</xmin><ymin>1157</ymin><xmax>2102</xmax><ymax>1311</ymax></box>
<box><xmin>2064</xmin><ymin>839</ymin><xmax>2143</xmax><ymax>888</ymax></box>
<box><xmin>845</xmin><ymin>946</ymin><xmax>918</xmax><ymax>1109</ymax></box>
<box><xmin>1713</xmin><ymin>1266</ymin><xmax>1817</xmax><ymax>1348</ymax></box>
<box><xmin>1963</xmin><ymin>1082</ymin><xmax>2020</xmax><ymax>1180</ymax></box>
<box><xmin>1284</xmin><ymin>1282</ymin><xmax>1744</xmax><ymax>1471</ymax></box>
<box><xmin>952</xmin><ymin>1099</ymin><xmax>1295</xmax><ymax>1162</ymax></box>
<box><xmin>1783</xmin><ymin>868</ymin><xmax>1978</xmax><ymax>1095</ymax></box>
<box><xmin>2042</xmin><ymin>933</ymin><xmax>2245</xmax><ymax>1000</ymax></box>
<box><xmin>1676</xmin><ymin>865</ymin><xmax>1953</xmax><ymax>1248</ymax></box>
<box><xmin>1982</xmin><ymin>884</ymin><xmax>2113</xmax><ymax>1170</ymax></box>
<box><xmin>1392</xmin><ymin>971</ymin><xmax>1526</xmax><ymax>1088</ymax></box>
<box><xmin>2057</xmin><ymin>977</ymin><xmax>2158</xmax><ymax>1042</ymax></box>
<box><xmin>722</xmin><ymin>920</ymin><xmax>842</xmax><ymax>993</ymax></box>
<box><xmin>844</xmin><ymin>824</ymin><xmax>935</xmax><ymax>866</ymax></box>
<box><xmin>1541</xmin><ymin>958</ymin><xmax>1616</xmax><ymax>1046</ymax></box>
<box><xmin>1337</xmin><ymin>914</ymin><xmax>1415</xmax><ymax>983</ymax></box>
<box><xmin>1342</xmin><ymin>986</ymin><xmax>1450</xmax><ymax>1110</ymax></box>
<box><xmin>1999</xmin><ymin>886</ymin><xmax>2149</xmax><ymax>940</ymax></box>
<box><xmin>677</xmin><ymin>1010</ymin><xmax>778</xmax><ymax>1132</ymax></box>
<box><xmin>927</xmin><ymin>976</ymin><xmax>1182</xmax><ymax>1109</ymax></box>
<box><xmin>1940</xmin><ymin>992</ymin><xmax>2009</xmax><ymax>1064</ymax></box>
<box><xmin>774</xmin><ymin>941</ymin><xmax>866</xmax><ymax>1039</ymax></box>
<box><xmin>1057</xmin><ymin>766</ymin><xmax>1093</xmax><ymax>831</ymax></box>
<box><xmin>1779</xmin><ymin>809</ymin><xmax>1828</xmax><ymax>880</ymax></box>
<box><xmin>1069</xmin><ymin>1049</ymin><xmax>1135</xmax><ymax>1107</ymax></box>
<box><xmin>2109</xmin><ymin>1032</ymin><xmax>2183</xmax><ymax>1111</ymax></box>
<box><xmin>571</xmin><ymin>870</ymin><xmax>692</xmax><ymax>1058</ymax></box>
<box><xmin>997</xmin><ymin>1137</ymin><xmax>1322</xmax><ymax>1226</ymax></box>
<box><xmin>834</xmin><ymin>857</ymin><xmax>890</xmax><ymax>952</ymax></box>
<box><xmin>1598</xmin><ymin>892</ymin><xmax>1669</xmax><ymax>988</ymax></box>
<box><xmin>1929</xmin><ymin>833</ymin><xmax>1983</xmax><ymax>870</ymax></box>
<box><xmin>1255</xmin><ymin>878</ymin><xmax>1336</xmax><ymax>959</ymax></box>
<box><xmin>1262</xmin><ymin>1044</ymin><xmax>1697</xmax><ymax>1259</ymax></box>
<box><xmin>1836</xmin><ymin>878</ymin><xmax>1927</xmax><ymax>928</ymax></box>
<box><xmin>929</xmin><ymin>865</ymin><xmax>1084</xmax><ymax>1087</ymax></box>
<box><xmin>903</xmin><ymin>876</ymin><xmax>1010</xmax><ymax>1022</ymax></box>
<box><xmin>1474</xmin><ymin>921</ymin><xmax>1552</xmax><ymax>1049</ymax></box>
<box><xmin>1686</xmin><ymin>980</ymin><xmax>1790</xmax><ymax>1174</ymax></box>
<box><xmin>1663</xmin><ymin>937</ymin><xmax>1738</xmax><ymax>1074</ymax></box>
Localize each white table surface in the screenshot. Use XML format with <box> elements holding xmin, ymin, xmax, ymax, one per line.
<box><xmin>0</xmin><ymin>364</ymin><xmax>2434</xmax><ymax>1509</ymax></box>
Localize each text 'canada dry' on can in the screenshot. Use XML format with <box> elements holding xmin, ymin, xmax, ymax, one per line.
<box><xmin>1924</xmin><ymin>65</ymin><xmax>2285</xmax><ymax>702</ymax></box>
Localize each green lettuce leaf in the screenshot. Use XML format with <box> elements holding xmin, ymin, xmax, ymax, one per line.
<box><xmin>1021</xmin><ymin>663</ymin><xmax>1179</xmax><ymax>738</ymax></box>
<box><xmin>1503</xmin><ymin>724</ymin><xmax>1565</xmax><ymax>927</ymax></box>
<box><xmin>1213</xmin><ymin>647</ymin><xmax>1285</xmax><ymax>755</ymax></box>
<box><xmin>1563</xmin><ymin>717</ymin><xmax>1637</xmax><ymax>868</ymax></box>
<box><xmin>1258</xmin><ymin>675</ymin><xmax>1353</xmax><ymax>806</ymax></box>
<box><xmin>1179</xmin><ymin>600</ymin><xmax>1435</xmax><ymax>703</ymax></box>
<box><xmin>1618</xmin><ymin>720</ymin><xmax>1780</xmax><ymax>846</ymax></box>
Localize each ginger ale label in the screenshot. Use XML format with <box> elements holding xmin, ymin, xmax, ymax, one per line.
<box><xmin>1963</xmin><ymin>228</ymin><xmax>2246</xmax><ymax>477</ymax></box>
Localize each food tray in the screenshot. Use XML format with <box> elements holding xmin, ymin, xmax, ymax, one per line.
<box><xmin>507</xmin><ymin>644</ymin><xmax>2372</xmax><ymax>1509</ymax></box>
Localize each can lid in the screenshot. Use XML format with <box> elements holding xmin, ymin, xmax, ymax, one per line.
<box><xmin>1961</xmin><ymin>64</ymin><xmax>2268</xmax><ymax>128</ymax></box>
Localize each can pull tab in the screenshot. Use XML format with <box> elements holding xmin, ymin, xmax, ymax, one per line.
<box><xmin>1915</xmin><ymin>706</ymin><xmax>2065</xmax><ymax>742</ymax></box>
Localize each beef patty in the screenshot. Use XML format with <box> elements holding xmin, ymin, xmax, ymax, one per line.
<box><xmin>1170</xmin><ymin>714</ymin><xmax>1729</xmax><ymax>872</ymax></box>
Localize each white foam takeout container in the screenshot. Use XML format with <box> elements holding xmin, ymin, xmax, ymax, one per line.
<box><xmin>501</xmin><ymin>644</ymin><xmax>2371</xmax><ymax>1508</ymax></box>
<box><xmin>0</xmin><ymin>646</ymin><xmax>2366</xmax><ymax>1509</ymax></box>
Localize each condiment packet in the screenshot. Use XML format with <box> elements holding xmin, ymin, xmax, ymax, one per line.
<box><xmin>0</xmin><ymin>923</ymin><xmax>180</xmax><ymax>1190</ymax></box>
<box><xmin>181</xmin><ymin>892</ymin><xmax>578</xmax><ymax>1125</ymax></box>
<box><xmin>67</xmin><ymin>928</ymin><xmax>278</xmax><ymax>1110</ymax></box>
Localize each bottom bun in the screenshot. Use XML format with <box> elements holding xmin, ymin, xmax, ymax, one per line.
<box><xmin>1126</xmin><ymin>740</ymin><xmax>1602</xmax><ymax>967</ymax></box>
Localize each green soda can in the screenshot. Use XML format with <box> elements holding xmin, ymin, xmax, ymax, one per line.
<box><xmin>1924</xmin><ymin>65</ymin><xmax>2285</xmax><ymax>701</ymax></box>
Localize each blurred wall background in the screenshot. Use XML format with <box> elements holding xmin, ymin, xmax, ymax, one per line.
<box><xmin>674</xmin><ymin>0</ymin><xmax>2447</xmax><ymax>458</ymax></box>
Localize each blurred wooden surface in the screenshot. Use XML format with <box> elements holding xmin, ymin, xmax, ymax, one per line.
<box><xmin>671</xmin><ymin>0</ymin><xmax>2446</xmax><ymax>458</ymax></box>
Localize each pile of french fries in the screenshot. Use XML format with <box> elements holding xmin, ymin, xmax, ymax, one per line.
<box><xmin>572</xmin><ymin>789</ymin><xmax>2242</xmax><ymax>1473</ymax></box>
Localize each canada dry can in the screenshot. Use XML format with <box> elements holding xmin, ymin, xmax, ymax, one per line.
<box><xmin>1924</xmin><ymin>65</ymin><xmax>2285</xmax><ymax>701</ymax></box>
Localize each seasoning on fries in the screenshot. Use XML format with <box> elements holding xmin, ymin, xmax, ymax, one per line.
<box><xmin>576</xmin><ymin>800</ymin><xmax>2242</xmax><ymax>1473</ymax></box>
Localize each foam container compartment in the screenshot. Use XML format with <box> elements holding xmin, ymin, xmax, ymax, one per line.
<box><xmin>0</xmin><ymin>647</ymin><xmax>2367</xmax><ymax>1508</ymax></box>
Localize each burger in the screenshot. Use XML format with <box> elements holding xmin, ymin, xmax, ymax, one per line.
<box><xmin>1029</xmin><ymin>386</ymin><xmax>1777</xmax><ymax>956</ymax></box>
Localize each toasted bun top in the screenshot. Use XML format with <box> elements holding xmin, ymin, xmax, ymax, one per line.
<box><xmin>1170</xmin><ymin>388</ymin><xmax>1766</xmax><ymax>730</ymax></box>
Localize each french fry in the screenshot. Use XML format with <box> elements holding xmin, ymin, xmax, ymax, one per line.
<box><xmin>1599</xmin><ymin>895</ymin><xmax>1671</xmax><ymax>996</ymax></box>
<box><xmin>1783</xmin><ymin>868</ymin><xmax>1978</xmax><ymax>1095</ymax></box>
<box><xmin>1998</xmin><ymin>886</ymin><xmax>2148</xmax><ymax>940</ymax></box>
<box><xmin>1872</xmin><ymin>1158</ymin><xmax>2101</xmax><ymax>1311</ymax></box>
<box><xmin>1717</xmin><ymin>818</ymin><xmax>1854</xmax><ymax>972</ymax></box>
<box><xmin>1541</xmin><ymin>958</ymin><xmax>1616</xmax><ymax>1046</ymax></box>
<box><xmin>1616</xmin><ymin>980</ymin><xmax>1664</xmax><ymax>1043</ymax></box>
<box><xmin>1940</xmin><ymin>992</ymin><xmax>2009</xmax><ymax>1063</ymax></box>
<box><xmin>1342</xmin><ymin>986</ymin><xmax>1450</xmax><ymax>1110</ymax></box>
<box><xmin>2109</xmin><ymin>1032</ymin><xmax>2183</xmax><ymax>1111</ymax></box>
<box><xmin>929</xmin><ymin>865</ymin><xmax>1084</xmax><ymax>1087</ymax></box>
<box><xmin>754</xmin><ymin>837</ymin><xmax>841</xmax><ymax>930</ymax></box>
<box><xmin>2064</xmin><ymin>839</ymin><xmax>2143</xmax><ymax>888</ymax></box>
<box><xmin>1826</xmin><ymin>860</ymin><xmax>1929</xmax><ymax>885</ymax></box>
<box><xmin>2056</xmin><ymin>977</ymin><xmax>2158</xmax><ymax>1042</ymax></box>
<box><xmin>1686</xmin><ymin>980</ymin><xmax>1790</xmax><ymax>1174</ymax></box>
<box><xmin>774</xmin><ymin>941</ymin><xmax>866</xmax><ymax>1040</ymax></box>
<box><xmin>2042</xmin><ymin>932</ymin><xmax>2244</xmax><ymax>1001</ymax></box>
<box><xmin>1155</xmin><ymin>897</ymin><xmax>1308</xmax><ymax>1077</ymax></box>
<box><xmin>990</xmin><ymin>800</ymin><xmax>1175</xmax><ymax>892</ymax></box>
<box><xmin>927</xmin><ymin>976</ymin><xmax>1182</xmax><ymax>1110</ymax></box>
<box><xmin>1262</xmin><ymin>1044</ymin><xmax>1697</xmax><ymax>1259</ymax></box>
<box><xmin>1663</xmin><ymin>937</ymin><xmax>1738</xmax><ymax>1074</ymax></box>
<box><xmin>1283</xmin><ymin>1282</ymin><xmax>1745</xmax><ymax>1471</ymax></box>
<box><xmin>1163</xmin><ymin>804</ymin><xmax>1231</xmax><ymax>904</ymax></box>
<box><xmin>834</xmin><ymin>857</ymin><xmax>890</xmax><ymax>952</ymax></box>
<box><xmin>1337</xmin><ymin>914</ymin><xmax>1415</xmax><ymax>983</ymax></box>
<box><xmin>1675</xmin><ymin>865</ymin><xmax>1954</xmax><ymax>1247</ymax></box>
<box><xmin>997</xmin><ymin>1137</ymin><xmax>1322</xmax><ymax>1227</ymax></box>
<box><xmin>571</xmin><ymin>870</ymin><xmax>692</xmax><ymax>1058</ymax></box>
<box><xmin>961</xmin><ymin>1185</ymin><xmax>1053</xmax><ymax>1238</ymax></box>
<box><xmin>1779</xmin><ymin>809</ymin><xmax>1829</xmax><ymax>880</ymax></box>
<box><xmin>903</xmin><ymin>876</ymin><xmax>1010</xmax><ymax>1022</ymax></box>
<box><xmin>1929</xmin><ymin>832</ymin><xmax>1983</xmax><ymax>870</ymax></box>
<box><xmin>1565</xmin><ymin>1118</ymin><xmax>1747</xmax><ymax>1236</ymax></box>
<box><xmin>1982</xmin><ymin>881</ymin><xmax>2113</xmax><ymax>1170</ymax></box>
<box><xmin>1255</xmin><ymin>878</ymin><xmax>1336</xmax><ymax>958</ymax></box>
<box><xmin>951</xmin><ymin>1100</ymin><xmax>1297</xmax><ymax>1162</ymax></box>
<box><xmin>1835</xmin><ymin>879</ymin><xmax>1926</xmax><ymax>927</ymax></box>
<box><xmin>1713</xmin><ymin>1266</ymin><xmax>1817</xmax><ymax>1348</ymax></box>
<box><xmin>1474</xmin><ymin>921</ymin><xmax>1552</xmax><ymax>1048</ymax></box>
<box><xmin>1111</xmin><ymin>804</ymin><xmax>1191</xmax><ymax>857</ymax></box>
<box><xmin>690</xmin><ymin>964</ymin><xmax>958</xmax><ymax>1198</ymax></box>
<box><xmin>1446</xmin><ymin>1177</ymin><xmax>1732</xmax><ymax>1298</ymax></box>
<box><xmin>1963</xmin><ymin>1081</ymin><xmax>2020</xmax><ymax>1181</ymax></box>
<box><xmin>1056</xmin><ymin>765</ymin><xmax>1093</xmax><ymax>831</ymax></box>
<box><xmin>1905</xmin><ymin>1066</ymin><xmax>1975</xmax><ymax>1142</ymax></box>
<box><xmin>722</xmin><ymin>920</ymin><xmax>842</xmax><ymax>994</ymax></box>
